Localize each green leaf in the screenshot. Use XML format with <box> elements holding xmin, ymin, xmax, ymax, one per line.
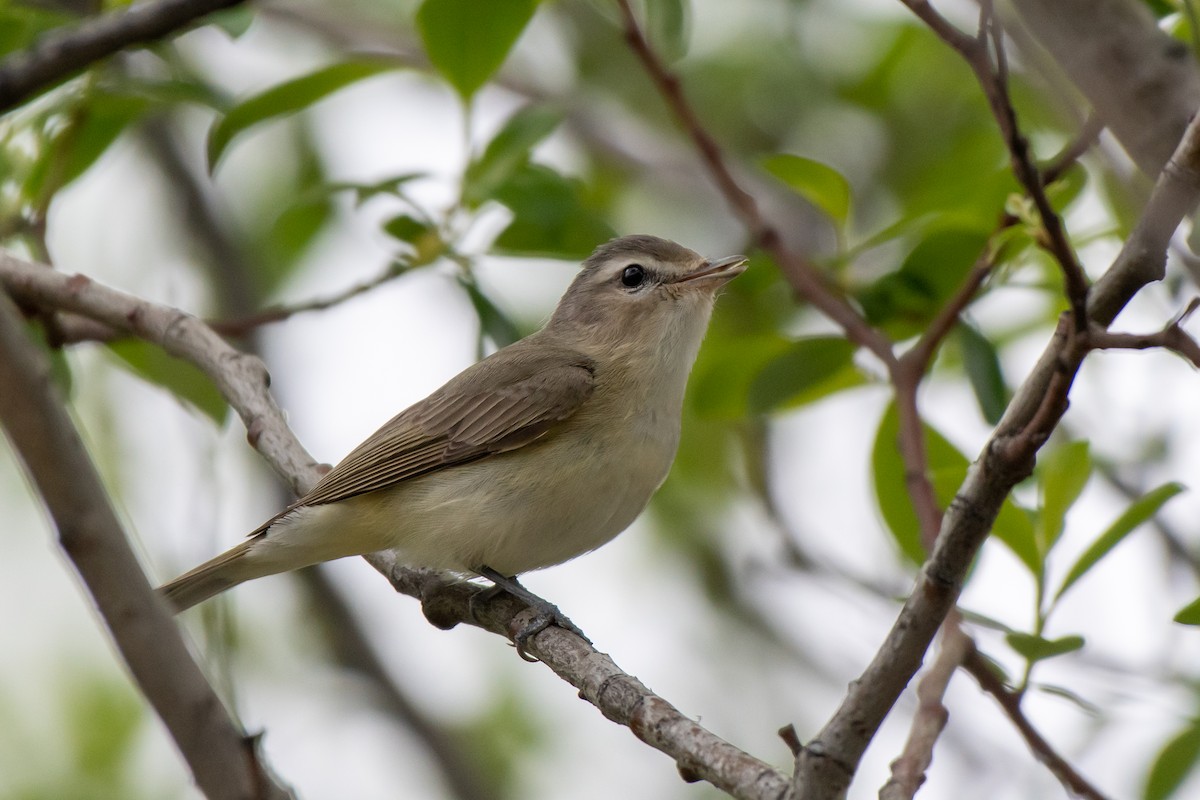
<box><xmin>1005</xmin><ymin>632</ymin><xmax>1085</xmax><ymax>663</ymax></box>
<box><xmin>871</xmin><ymin>402</ymin><xmax>968</xmax><ymax>564</ymax></box>
<box><xmin>1036</xmin><ymin>440</ymin><xmax>1092</xmax><ymax>554</ymax></box>
<box><xmin>857</xmin><ymin>227</ymin><xmax>989</xmax><ymax>339</ymax></box>
<box><xmin>992</xmin><ymin>495</ymin><xmax>1040</xmax><ymax>576</ymax></box>
<box><xmin>1056</xmin><ymin>482</ymin><xmax>1185</xmax><ymax>601</ymax></box>
<box><xmin>207</xmin><ymin>58</ymin><xmax>400</xmax><ymax>171</ymax></box>
<box><xmin>747</xmin><ymin>337</ymin><xmax>862</xmax><ymax>413</ymax></box>
<box><xmin>689</xmin><ymin>334</ymin><xmax>792</xmax><ymax>419</ymax></box>
<box><xmin>761</xmin><ymin>153</ymin><xmax>851</xmax><ymax>226</ymax></box>
<box><xmin>1145</xmin><ymin>719</ymin><xmax>1200</xmax><ymax>800</ymax></box>
<box><xmin>461</xmin><ymin>280</ymin><xmax>520</xmax><ymax>348</ymax></box>
<box><xmin>645</xmin><ymin>0</ymin><xmax>690</xmax><ymax>61</ymax></box>
<box><xmin>265</xmin><ymin>199</ymin><xmax>330</xmax><ymax>283</ymax></box>
<box><xmin>956</xmin><ymin>321</ymin><xmax>1008</xmax><ymax>424</ymax></box>
<box><xmin>464</xmin><ymin>105</ymin><xmax>562</xmax><ymax>207</ymax></box>
<box><xmin>492</xmin><ymin>164</ymin><xmax>614</xmax><ymax>260</ymax></box>
<box><xmin>106</xmin><ymin>340</ymin><xmax>228</xmax><ymax>424</ymax></box>
<box><xmin>417</xmin><ymin>0</ymin><xmax>538</xmax><ymax>100</ymax></box>
<box><xmin>382</xmin><ymin>215</ymin><xmax>443</xmax><ymax>264</ymax></box>
<box><xmin>1174</xmin><ymin>596</ymin><xmax>1200</xmax><ymax>626</ymax></box>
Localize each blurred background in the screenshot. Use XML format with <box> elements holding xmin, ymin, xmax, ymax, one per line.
<box><xmin>3</xmin><ymin>0</ymin><xmax>1200</xmax><ymax>798</ymax></box>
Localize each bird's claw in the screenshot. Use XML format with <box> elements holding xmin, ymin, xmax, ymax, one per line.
<box><xmin>474</xmin><ymin>566</ymin><xmax>589</xmax><ymax>661</ymax></box>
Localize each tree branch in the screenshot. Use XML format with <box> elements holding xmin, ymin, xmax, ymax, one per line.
<box><xmin>879</xmin><ymin>616</ymin><xmax>971</xmax><ymax>800</ymax></box>
<box><xmin>0</xmin><ymin>289</ymin><xmax>292</xmax><ymax>800</ymax></box>
<box><xmin>0</xmin><ymin>0</ymin><xmax>247</xmax><ymax>112</ymax></box>
<box><xmin>0</xmin><ymin>251</ymin><xmax>793</xmax><ymax>800</ymax></box>
<box><xmin>792</xmin><ymin>104</ymin><xmax>1200</xmax><ymax>800</ymax></box>
<box><xmin>961</xmin><ymin>649</ymin><xmax>1109</xmax><ymax>800</ymax></box>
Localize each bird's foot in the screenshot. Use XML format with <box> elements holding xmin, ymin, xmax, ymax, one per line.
<box><xmin>474</xmin><ymin>566</ymin><xmax>589</xmax><ymax>661</ymax></box>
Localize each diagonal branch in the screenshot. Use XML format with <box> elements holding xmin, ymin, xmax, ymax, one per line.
<box><xmin>0</xmin><ymin>0</ymin><xmax>247</xmax><ymax>112</ymax></box>
<box><xmin>0</xmin><ymin>289</ymin><xmax>292</xmax><ymax>800</ymax></box>
<box><xmin>0</xmin><ymin>251</ymin><xmax>793</xmax><ymax>800</ymax></box>
<box><xmin>791</xmin><ymin>102</ymin><xmax>1200</xmax><ymax>800</ymax></box>
<box><xmin>961</xmin><ymin>649</ymin><xmax>1108</xmax><ymax>800</ymax></box>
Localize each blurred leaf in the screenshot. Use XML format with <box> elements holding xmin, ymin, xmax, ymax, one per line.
<box><xmin>464</xmin><ymin>105</ymin><xmax>561</xmax><ymax>207</ymax></box>
<box><xmin>646</xmin><ymin>0</ymin><xmax>690</xmax><ymax>60</ymax></box>
<box><xmin>992</xmin><ymin>495</ymin><xmax>1040</xmax><ymax>575</ymax></box>
<box><xmin>106</xmin><ymin>340</ymin><xmax>227</xmax><ymax>424</ymax></box>
<box><xmin>1005</xmin><ymin>632</ymin><xmax>1085</xmax><ymax>663</ymax></box>
<box><xmin>27</xmin><ymin>91</ymin><xmax>149</xmax><ymax>202</ymax></box>
<box><xmin>1037</xmin><ymin>440</ymin><xmax>1092</xmax><ymax>554</ymax></box>
<box><xmin>209</xmin><ymin>6</ymin><xmax>256</xmax><ymax>38</ymax></box>
<box><xmin>1056</xmin><ymin>482</ymin><xmax>1185</xmax><ymax>601</ymax></box>
<box><xmin>957</xmin><ymin>321</ymin><xmax>1008</xmax><ymax>424</ymax></box>
<box><xmin>493</xmin><ymin>164</ymin><xmax>614</xmax><ymax>259</ymax></box>
<box><xmin>872</xmin><ymin>402</ymin><xmax>1036</xmax><ymax>569</ymax></box>
<box><xmin>872</xmin><ymin>402</ymin><xmax>967</xmax><ymax>564</ymax></box>
<box><xmin>344</xmin><ymin>172</ymin><xmax>427</xmax><ymax>206</ymax></box>
<box><xmin>1045</xmin><ymin>162</ymin><xmax>1088</xmax><ymax>213</ymax></box>
<box><xmin>207</xmin><ymin>58</ymin><xmax>400</xmax><ymax>170</ymax></box>
<box><xmin>0</xmin><ymin>6</ymin><xmax>72</xmax><ymax>59</ymax></box>
<box><xmin>1174</xmin><ymin>597</ymin><xmax>1200</xmax><ymax>626</ymax></box>
<box><xmin>461</xmin><ymin>280</ymin><xmax>520</xmax><ymax>348</ymax></box>
<box><xmin>761</xmin><ymin>153</ymin><xmax>851</xmax><ymax>226</ymax></box>
<box><xmin>1036</xmin><ymin>683</ymin><xmax>1101</xmax><ymax>715</ymax></box>
<box><xmin>690</xmin><ymin>334</ymin><xmax>791</xmax><ymax>419</ymax></box>
<box><xmin>747</xmin><ymin>336</ymin><xmax>862</xmax><ymax>413</ymax></box>
<box><xmin>1145</xmin><ymin>718</ymin><xmax>1200</xmax><ymax>800</ymax></box>
<box><xmin>857</xmin><ymin>227</ymin><xmax>988</xmax><ymax>339</ymax></box>
<box><xmin>417</xmin><ymin>0</ymin><xmax>538</xmax><ymax>100</ymax></box>
<box><xmin>67</xmin><ymin>677</ymin><xmax>142</xmax><ymax>784</ymax></box>
<box><xmin>262</xmin><ymin>198</ymin><xmax>331</xmax><ymax>290</ymax></box>
<box><xmin>383</xmin><ymin>214</ymin><xmax>431</xmax><ymax>243</ymax></box>
<box><xmin>382</xmin><ymin>215</ymin><xmax>442</xmax><ymax>264</ymax></box>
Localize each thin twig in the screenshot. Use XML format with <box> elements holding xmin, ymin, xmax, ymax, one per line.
<box><xmin>961</xmin><ymin>648</ymin><xmax>1109</xmax><ymax>800</ymax></box>
<box><xmin>898</xmin><ymin>0</ymin><xmax>1091</xmax><ymax>329</ymax></box>
<box><xmin>208</xmin><ymin>262</ymin><xmax>410</xmax><ymax>336</ymax></box>
<box><xmin>0</xmin><ymin>289</ymin><xmax>293</xmax><ymax>800</ymax></box>
<box><xmin>0</xmin><ymin>0</ymin><xmax>247</xmax><ymax>112</ymax></box>
<box><xmin>1042</xmin><ymin>114</ymin><xmax>1105</xmax><ymax>186</ymax></box>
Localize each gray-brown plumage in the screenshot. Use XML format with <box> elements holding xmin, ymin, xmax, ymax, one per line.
<box><xmin>160</xmin><ymin>235</ymin><xmax>745</xmax><ymax>612</ymax></box>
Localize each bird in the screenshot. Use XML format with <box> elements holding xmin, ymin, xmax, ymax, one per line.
<box><xmin>159</xmin><ymin>234</ymin><xmax>746</xmax><ymax>650</ymax></box>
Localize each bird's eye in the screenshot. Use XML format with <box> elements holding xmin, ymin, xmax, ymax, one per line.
<box><xmin>620</xmin><ymin>264</ymin><xmax>647</xmax><ymax>288</ymax></box>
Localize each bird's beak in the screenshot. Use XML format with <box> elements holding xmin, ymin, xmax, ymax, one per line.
<box><xmin>675</xmin><ymin>254</ymin><xmax>749</xmax><ymax>286</ymax></box>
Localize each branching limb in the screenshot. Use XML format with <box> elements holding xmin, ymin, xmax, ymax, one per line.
<box><xmin>898</xmin><ymin>0</ymin><xmax>1090</xmax><ymax>328</ymax></box>
<box><xmin>0</xmin><ymin>0</ymin><xmax>247</xmax><ymax>112</ymax></box>
<box><xmin>0</xmin><ymin>251</ymin><xmax>793</xmax><ymax>800</ymax></box>
<box><xmin>792</xmin><ymin>105</ymin><xmax>1200</xmax><ymax>800</ymax></box>
<box><xmin>0</xmin><ymin>289</ymin><xmax>293</xmax><ymax>800</ymax></box>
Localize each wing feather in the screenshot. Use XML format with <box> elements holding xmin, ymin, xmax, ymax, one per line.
<box><xmin>272</xmin><ymin>343</ymin><xmax>596</xmax><ymax>520</ymax></box>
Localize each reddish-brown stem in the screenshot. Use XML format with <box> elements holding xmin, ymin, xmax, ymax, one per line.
<box><xmin>962</xmin><ymin>648</ymin><xmax>1110</xmax><ymax>800</ymax></box>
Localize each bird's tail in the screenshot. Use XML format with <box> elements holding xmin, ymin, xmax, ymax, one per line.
<box><xmin>158</xmin><ymin>538</ymin><xmax>260</xmax><ymax>613</ymax></box>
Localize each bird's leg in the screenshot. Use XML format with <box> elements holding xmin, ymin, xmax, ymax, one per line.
<box><xmin>473</xmin><ymin>566</ymin><xmax>590</xmax><ymax>661</ymax></box>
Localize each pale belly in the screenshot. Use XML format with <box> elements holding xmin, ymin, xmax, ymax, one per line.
<box><xmin>294</xmin><ymin>423</ymin><xmax>679</xmax><ymax>576</ymax></box>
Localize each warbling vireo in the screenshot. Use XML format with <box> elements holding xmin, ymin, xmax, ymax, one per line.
<box><xmin>160</xmin><ymin>235</ymin><xmax>745</xmax><ymax>647</ymax></box>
